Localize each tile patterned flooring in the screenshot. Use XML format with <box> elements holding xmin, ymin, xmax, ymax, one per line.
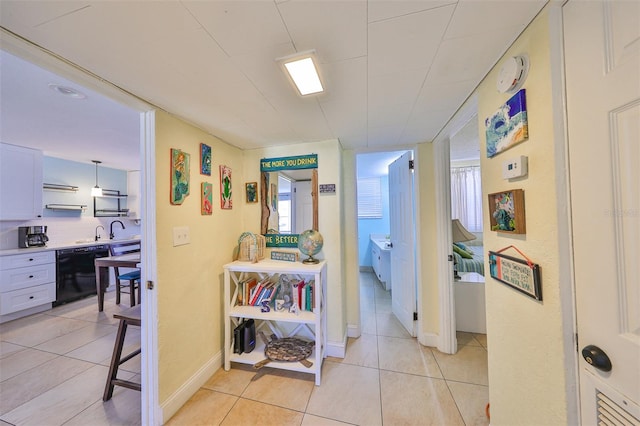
<box><xmin>0</xmin><ymin>271</ymin><xmax>489</xmax><ymax>425</ymax></box>
<box><xmin>0</xmin><ymin>290</ymin><xmax>141</xmax><ymax>426</ymax></box>
<box><xmin>167</xmin><ymin>272</ymin><xmax>489</xmax><ymax>426</ymax></box>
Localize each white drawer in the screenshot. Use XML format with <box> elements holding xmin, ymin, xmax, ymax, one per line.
<box><xmin>0</xmin><ymin>263</ymin><xmax>56</xmax><ymax>292</ymax></box>
<box><xmin>0</xmin><ymin>251</ymin><xmax>54</xmax><ymax>269</ymax></box>
<box><xmin>0</xmin><ymin>282</ymin><xmax>55</xmax><ymax>315</ymax></box>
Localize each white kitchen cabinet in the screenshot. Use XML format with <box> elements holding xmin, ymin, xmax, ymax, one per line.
<box><xmin>0</xmin><ymin>250</ymin><xmax>55</xmax><ymax>323</ymax></box>
<box><xmin>0</xmin><ymin>143</ymin><xmax>43</xmax><ymax>221</ymax></box>
<box><xmin>223</xmin><ymin>259</ymin><xmax>327</xmax><ymax>385</ymax></box>
<box><xmin>371</xmin><ymin>239</ymin><xmax>392</xmax><ymax>291</ymax></box>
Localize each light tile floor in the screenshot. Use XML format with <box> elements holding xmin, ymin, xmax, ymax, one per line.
<box><xmin>167</xmin><ymin>271</ymin><xmax>490</xmax><ymax>426</ymax></box>
<box><xmin>0</xmin><ymin>272</ymin><xmax>489</xmax><ymax>426</ymax></box>
<box><xmin>0</xmin><ymin>290</ymin><xmax>141</xmax><ymax>426</ymax></box>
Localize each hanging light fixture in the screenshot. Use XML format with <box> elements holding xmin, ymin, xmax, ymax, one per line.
<box><xmin>91</xmin><ymin>160</ymin><xmax>103</xmax><ymax>197</ymax></box>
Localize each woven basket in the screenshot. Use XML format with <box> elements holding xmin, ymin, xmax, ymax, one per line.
<box><xmin>238</xmin><ymin>232</ymin><xmax>265</xmax><ymax>262</ymax></box>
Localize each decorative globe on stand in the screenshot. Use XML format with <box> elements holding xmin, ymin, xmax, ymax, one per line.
<box><xmin>297</xmin><ymin>229</ymin><xmax>324</xmax><ymax>264</ymax></box>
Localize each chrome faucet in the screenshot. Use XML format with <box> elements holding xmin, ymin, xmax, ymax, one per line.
<box><xmin>95</xmin><ymin>225</ymin><xmax>105</xmax><ymax>241</ymax></box>
<box><xmin>109</xmin><ymin>220</ymin><xmax>125</xmax><ymax>239</ymax></box>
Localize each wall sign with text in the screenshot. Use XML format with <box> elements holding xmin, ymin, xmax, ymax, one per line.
<box><xmin>489</xmin><ymin>247</ymin><xmax>542</xmax><ymax>301</ymax></box>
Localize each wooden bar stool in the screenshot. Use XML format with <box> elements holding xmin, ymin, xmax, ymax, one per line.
<box><xmin>103</xmin><ymin>305</ymin><xmax>141</xmax><ymax>401</ymax></box>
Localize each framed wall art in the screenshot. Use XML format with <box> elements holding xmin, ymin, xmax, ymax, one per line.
<box><xmin>200</xmin><ymin>143</ymin><xmax>211</xmax><ymax>176</ymax></box>
<box><xmin>220</xmin><ymin>165</ymin><xmax>232</xmax><ymax>209</ymax></box>
<box><xmin>201</xmin><ymin>182</ymin><xmax>213</xmax><ymax>215</ymax></box>
<box><xmin>485</xmin><ymin>89</ymin><xmax>528</xmax><ymax>158</ymax></box>
<box><xmin>245</xmin><ymin>182</ymin><xmax>258</xmax><ymax>203</ymax></box>
<box><xmin>489</xmin><ymin>246</ymin><xmax>541</xmax><ymax>301</ymax></box>
<box><xmin>170</xmin><ymin>148</ymin><xmax>190</xmax><ymax>205</ymax></box>
<box><xmin>488</xmin><ymin>189</ymin><xmax>526</xmax><ymax>234</ymax></box>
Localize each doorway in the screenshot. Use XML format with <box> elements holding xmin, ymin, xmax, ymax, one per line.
<box><xmin>355</xmin><ymin>150</ymin><xmax>417</xmax><ymax>337</ymax></box>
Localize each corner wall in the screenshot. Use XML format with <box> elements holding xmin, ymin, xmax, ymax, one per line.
<box><xmin>242</xmin><ymin>140</ymin><xmax>347</xmax><ymax>351</ymax></box>
<box><xmin>477</xmin><ymin>6</ymin><xmax>574</xmax><ymax>424</ymax></box>
<box><xmin>154</xmin><ymin>110</ymin><xmax>244</xmax><ymax>416</ymax></box>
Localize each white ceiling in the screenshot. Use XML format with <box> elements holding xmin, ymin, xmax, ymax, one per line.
<box><xmin>0</xmin><ymin>1</ymin><xmax>546</xmax><ymax>171</ymax></box>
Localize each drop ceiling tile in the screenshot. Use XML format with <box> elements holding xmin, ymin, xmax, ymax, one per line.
<box><xmin>278</xmin><ymin>0</ymin><xmax>367</xmax><ymax>63</ymax></box>
<box><xmin>182</xmin><ymin>1</ymin><xmax>290</xmax><ymax>57</ymax></box>
<box><xmin>368</xmin><ymin>68</ymin><xmax>427</xmax><ymax>109</ymax></box>
<box><xmin>401</xmin><ymin>107</ymin><xmax>457</xmax><ymax>144</ymax></box>
<box><xmin>427</xmin><ymin>27</ymin><xmax>521</xmax><ymax>85</ymax></box>
<box><xmin>0</xmin><ymin>1</ymin><xmax>91</xmax><ymax>28</ymax></box>
<box><xmin>368</xmin><ymin>102</ymin><xmax>414</xmax><ymax>128</ymax></box>
<box><xmin>368</xmin><ymin>4</ymin><xmax>454</xmax><ymax>76</ymax></box>
<box><xmin>445</xmin><ymin>0</ymin><xmax>546</xmax><ymax>39</ymax></box>
<box><xmin>367</xmin><ymin>0</ymin><xmax>456</xmax><ymax>23</ymax></box>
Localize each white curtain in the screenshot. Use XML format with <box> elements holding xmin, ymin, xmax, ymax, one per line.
<box><xmin>451</xmin><ymin>166</ymin><xmax>483</xmax><ymax>232</ymax></box>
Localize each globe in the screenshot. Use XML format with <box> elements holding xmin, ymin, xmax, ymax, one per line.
<box><xmin>297</xmin><ymin>229</ymin><xmax>324</xmax><ymax>264</ymax></box>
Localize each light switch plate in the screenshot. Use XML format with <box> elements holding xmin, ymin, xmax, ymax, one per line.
<box><xmin>502</xmin><ymin>155</ymin><xmax>528</xmax><ymax>179</ymax></box>
<box><xmin>173</xmin><ymin>226</ymin><xmax>190</xmax><ymax>246</ymax></box>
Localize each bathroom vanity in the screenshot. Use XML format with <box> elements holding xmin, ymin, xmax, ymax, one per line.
<box><xmin>370</xmin><ymin>236</ymin><xmax>392</xmax><ymax>291</ymax></box>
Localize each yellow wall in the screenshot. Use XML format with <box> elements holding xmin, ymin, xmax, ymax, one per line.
<box><xmin>242</xmin><ymin>140</ymin><xmax>347</xmax><ymax>346</ymax></box>
<box><xmin>477</xmin><ymin>7</ymin><xmax>572</xmax><ymax>424</ymax></box>
<box><xmin>154</xmin><ymin>110</ymin><xmax>244</xmax><ymax>404</ymax></box>
<box><xmin>342</xmin><ymin>150</ymin><xmax>360</xmax><ymax>332</ymax></box>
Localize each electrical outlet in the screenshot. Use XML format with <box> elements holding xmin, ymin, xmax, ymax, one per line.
<box><xmin>172</xmin><ymin>226</ymin><xmax>190</xmax><ymax>246</ymax></box>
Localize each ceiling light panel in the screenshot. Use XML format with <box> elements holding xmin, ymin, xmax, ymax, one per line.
<box><xmin>283</xmin><ymin>57</ymin><xmax>324</xmax><ymax>96</ymax></box>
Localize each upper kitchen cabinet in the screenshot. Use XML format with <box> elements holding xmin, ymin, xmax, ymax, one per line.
<box><xmin>0</xmin><ymin>143</ymin><xmax>43</xmax><ymax>221</ymax></box>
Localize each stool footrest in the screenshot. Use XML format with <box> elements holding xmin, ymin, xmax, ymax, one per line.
<box><xmin>111</xmin><ymin>379</ymin><xmax>141</xmax><ymax>392</ymax></box>
<box><xmin>118</xmin><ymin>348</ymin><xmax>141</xmax><ymax>365</ymax></box>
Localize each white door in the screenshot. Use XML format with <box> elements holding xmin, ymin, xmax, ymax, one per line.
<box><xmin>294</xmin><ymin>180</ymin><xmax>313</xmax><ymax>233</ymax></box>
<box><xmin>389</xmin><ymin>151</ymin><xmax>416</xmax><ymax>336</ymax></box>
<box><xmin>564</xmin><ymin>1</ymin><xmax>640</xmax><ymax>423</ymax></box>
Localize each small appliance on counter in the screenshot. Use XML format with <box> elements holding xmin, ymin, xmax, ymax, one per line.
<box><xmin>18</xmin><ymin>225</ymin><xmax>49</xmax><ymax>248</ymax></box>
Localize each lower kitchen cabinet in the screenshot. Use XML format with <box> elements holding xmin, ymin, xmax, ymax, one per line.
<box><xmin>0</xmin><ymin>251</ymin><xmax>55</xmax><ymax>323</ymax></box>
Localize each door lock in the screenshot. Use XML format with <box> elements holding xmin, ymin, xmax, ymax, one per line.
<box><xmin>581</xmin><ymin>345</ymin><xmax>612</xmax><ymax>372</ymax></box>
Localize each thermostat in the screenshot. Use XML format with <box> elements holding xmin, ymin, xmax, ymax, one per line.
<box><xmin>502</xmin><ymin>156</ymin><xmax>528</xmax><ymax>179</ymax></box>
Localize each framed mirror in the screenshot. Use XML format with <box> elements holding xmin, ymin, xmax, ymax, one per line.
<box><xmin>260</xmin><ymin>154</ymin><xmax>318</xmax><ymax>247</ymax></box>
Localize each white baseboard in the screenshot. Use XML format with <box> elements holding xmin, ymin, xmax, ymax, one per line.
<box><xmin>326</xmin><ymin>331</ymin><xmax>348</xmax><ymax>358</ymax></box>
<box><xmin>417</xmin><ymin>331</ymin><xmax>439</xmax><ymax>349</ymax></box>
<box><xmin>347</xmin><ymin>323</ymin><xmax>360</xmax><ymax>339</ymax></box>
<box><xmin>160</xmin><ymin>351</ymin><xmax>222</xmax><ymax>423</ymax></box>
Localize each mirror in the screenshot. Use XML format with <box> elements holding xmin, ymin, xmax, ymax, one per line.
<box><xmin>260</xmin><ymin>155</ymin><xmax>318</xmax><ymax>237</ymax></box>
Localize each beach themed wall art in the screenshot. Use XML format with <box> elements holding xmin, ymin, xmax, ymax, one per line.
<box><xmin>200</xmin><ymin>143</ymin><xmax>211</xmax><ymax>175</ymax></box>
<box><xmin>488</xmin><ymin>189</ymin><xmax>526</xmax><ymax>234</ymax></box>
<box><xmin>220</xmin><ymin>165</ymin><xmax>233</xmax><ymax>209</ymax></box>
<box><xmin>246</xmin><ymin>182</ymin><xmax>258</xmax><ymax>203</ymax></box>
<box><xmin>485</xmin><ymin>89</ymin><xmax>528</xmax><ymax>158</ymax></box>
<box><xmin>170</xmin><ymin>148</ymin><xmax>190</xmax><ymax>205</ymax></box>
<box><xmin>201</xmin><ymin>182</ymin><xmax>213</xmax><ymax>215</ymax></box>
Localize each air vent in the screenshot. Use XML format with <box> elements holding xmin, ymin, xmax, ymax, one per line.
<box><xmin>597</xmin><ymin>392</ymin><xmax>639</xmax><ymax>425</ymax></box>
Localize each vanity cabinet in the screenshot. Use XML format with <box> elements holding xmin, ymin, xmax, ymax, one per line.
<box><xmin>0</xmin><ymin>143</ymin><xmax>43</xmax><ymax>221</ymax></box>
<box><xmin>223</xmin><ymin>259</ymin><xmax>327</xmax><ymax>385</ymax></box>
<box><xmin>0</xmin><ymin>251</ymin><xmax>55</xmax><ymax>323</ymax></box>
<box><xmin>371</xmin><ymin>240</ymin><xmax>392</xmax><ymax>291</ymax></box>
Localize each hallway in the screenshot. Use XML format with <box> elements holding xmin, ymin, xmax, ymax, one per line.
<box><xmin>168</xmin><ymin>271</ymin><xmax>489</xmax><ymax>425</ymax></box>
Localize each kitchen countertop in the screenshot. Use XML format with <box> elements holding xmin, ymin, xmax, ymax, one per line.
<box><xmin>0</xmin><ymin>236</ymin><xmax>141</xmax><ymax>256</ymax></box>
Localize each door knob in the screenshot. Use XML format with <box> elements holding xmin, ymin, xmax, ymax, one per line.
<box><xmin>581</xmin><ymin>345</ymin><xmax>612</xmax><ymax>372</ymax></box>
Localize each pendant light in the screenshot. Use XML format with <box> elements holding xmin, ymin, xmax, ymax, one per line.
<box><xmin>91</xmin><ymin>160</ymin><xmax>103</xmax><ymax>197</ymax></box>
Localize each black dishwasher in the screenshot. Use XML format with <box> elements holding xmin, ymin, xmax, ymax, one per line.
<box><xmin>55</xmin><ymin>245</ymin><xmax>110</xmax><ymax>306</ymax></box>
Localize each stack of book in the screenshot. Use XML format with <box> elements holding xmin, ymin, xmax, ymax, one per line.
<box><xmin>236</xmin><ymin>275</ymin><xmax>316</xmax><ymax>312</ymax></box>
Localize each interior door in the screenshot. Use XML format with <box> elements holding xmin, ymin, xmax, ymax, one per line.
<box><xmin>389</xmin><ymin>151</ymin><xmax>416</xmax><ymax>336</ymax></box>
<box><xmin>564</xmin><ymin>1</ymin><xmax>640</xmax><ymax>423</ymax></box>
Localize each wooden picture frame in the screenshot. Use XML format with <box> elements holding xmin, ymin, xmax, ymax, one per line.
<box><xmin>200</xmin><ymin>143</ymin><xmax>211</xmax><ymax>176</ymax></box>
<box><xmin>245</xmin><ymin>182</ymin><xmax>258</xmax><ymax>203</ymax></box>
<box><xmin>219</xmin><ymin>165</ymin><xmax>232</xmax><ymax>209</ymax></box>
<box><xmin>488</xmin><ymin>189</ymin><xmax>526</xmax><ymax>234</ymax></box>
<box><xmin>170</xmin><ymin>148</ymin><xmax>190</xmax><ymax>205</ymax></box>
<box><xmin>201</xmin><ymin>182</ymin><xmax>212</xmax><ymax>215</ymax></box>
